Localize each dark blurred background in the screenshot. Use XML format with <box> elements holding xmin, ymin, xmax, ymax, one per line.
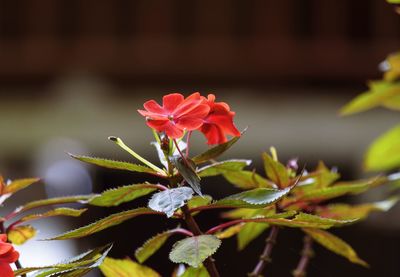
<box><xmin>1</xmin><ymin>0</ymin><xmax>400</xmax><ymax>276</ymax></box>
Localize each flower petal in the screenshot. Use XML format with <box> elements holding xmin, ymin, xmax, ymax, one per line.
<box><xmin>0</xmin><ymin>243</ymin><xmax>12</xmax><ymax>256</ymax></box>
<box><xmin>143</xmin><ymin>100</ymin><xmax>166</xmax><ymax>115</ymax></box>
<box><xmin>173</xmin><ymin>93</ymin><xmax>203</xmax><ymax>117</ymax></box>
<box><xmin>0</xmin><ymin>249</ymin><xmax>19</xmax><ymax>263</ymax></box>
<box><xmin>163</xmin><ymin>93</ymin><xmax>184</xmax><ymax>112</ymax></box>
<box><xmin>206</xmin><ymin>114</ymin><xmax>241</xmax><ymax>136</ymax></box>
<box><xmin>163</xmin><ymin>122</ymin><xmax>184</xmax><ymax>138</ymax></box>
<box><xmin>200</xmin><ymin>123</ymin><xmax>226</xmax><ymax>145</ymax></box>
<box><xmin>146</xmin><ymin>119</ymin><xmax>170</xmax><ymax>132</ymax></box>
<box><xmin>0</xmin><ymin>235</ymin><xmax>6</xmax><ymax>243</ymax></box>
<box><xmin>0</xmin><ymin>262</ymin><xmax>13</xmax><ymax>277</ymax></box>
<box><xmin>176</xmin><ymin>117</ymin><xmax>204</xmax><ymax>131</ymax></box>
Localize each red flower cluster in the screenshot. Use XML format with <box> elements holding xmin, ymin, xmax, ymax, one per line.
<box><xmin>138</xmin><ymin>93</ymin><xmax>240</xmax><ymax>144</ymax></box>
<box><xmin>0</xmin><ymin>235</ymin><xmax>19</xmax><ymax>277</ymax></box>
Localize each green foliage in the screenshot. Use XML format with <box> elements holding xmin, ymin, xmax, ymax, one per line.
<box><xmin>303</xmin><ymin>228</ymin><xmax>368</xmax><ymax>267</ymax></box>
<box><xmin>18</xmin><ymin>208</ymin><xmax>87</xmax><ymax>223</ymax></box>
<box><xmin>69</xmin><ymin>153</ymin><xmax>158</xmax><ymax>174</ymax></box>
<box><xmin>17</xmin><ymin>195</ymin><xmax>94</xmax><ymax>214</ymax></box>
<box><xmin>210</xmin><ymin>186</ymin><xmax>292</xmax><ymax>209</ymax></box>
<box><xmin>14</xmin><ymin>244</ymin><xmax>112</xmax><ymax>276</ymax></box>
<box><xmin>89</xmin><ymin>184</ymin><xmax>159</xmax><ymax>207</ymax></box>
<box><xmin>47</xmin><ymin>208</ymin><xmax>157</xmax><ymax>240</ymax></box>
<box><xmin>148</xmin><ymin>187</ymin><xmax>194</xmax><ymax>217</ymax></box>
<box><xmin>192</xmin><ymin>136</ymin><xmax>241</xmax><ymax>164</ymax></box>
<box><xmin>169</xmin><ymin>235</ymin><xmax>222</xmax><ymax>268</ymax></box>
<box><xmin>8</xmin><ymin>225</ymin><xmax>36</xmax><ymax>245</ymax></box>
<box><xmin>364</xmin><ymin>124</ymin><xmax>400</xmax><ymax>171</ymax></box>
<box><xmin>181</xmin><ymin>266</ymin><xmax>210</xmax><ymax>277</ymax></box>
<box><xmin>223</xmin><ymin>170</ymin><xmax>274</xmax><ymax>189</ymax></box>
<box><xmin>197</xmin><ymin>159</ymin><xmax>251</xmax><ymax>177</ymax></box>
<box><xmin>262</xmin><ymin>152</ymin><xmax>290</xmax><ymax>187</ymax></box>
<box><xmin>100</xmin><ymin>257</ymin><xmax>160</xmax><ymax>277</ymax></box>
<box><xmin>172</xmin><ymin>156</ymin><xmax>202</xmax><ymax>195</ymax></box>
<box><xmin>238</xmin><ymin>222</ymin><xmax>268</xmax><ymax>250</ymax></box>
<box><xmin>3</xmin><ymin>177</ymin><xmax>40</xmax><ymax>194</ymax></box>
<box><xmin>135</xmin><ymin>230</ymin><xmax>174</xmax><ymax>263</ymax></box>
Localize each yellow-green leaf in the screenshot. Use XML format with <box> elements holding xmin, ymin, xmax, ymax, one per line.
<box><xmin>215</xmin><ymin>224</ymin><xmax>244</xmax><ymax>239</ymax></box>
<box><xmin>192</xmin><ymin>135</ymin><xmax>241</xmax><ymax>165</ymax></box>
<box><xmin>100</xmin><ymin>257</ymin><xmax>160</xmax><ymax>277</ymax></box>
<box><xmin>8</xmin><ymin>225</ymin><xmax>36</xmax><ymax>245</ymax></box>
<box><xmin>262</xmin><ymin>152</ymin><xmax>290</xmax><ymax>187</ymax></box>
<box><xmin>135</xmin><ymin>230</ymin><xmax>173</xmax><ymax>263</ymax></box>
<box><xmin>181</xmin><ymin>266</ymin><xmax>210</xmax><ymax>277</ymax></box>
<box><xmin>303</xmin><ymin>228</ymin><xmax>368</xmax><ymax>267</ymax></box>
<box><xmin>223</xmin><ymin>170</ymin><xmax>274</xmax><ymax>189</ymax></box>
<box><xmin>18</xmin><ymin>208</ymin><xmax>86</xmax><ymax>223</ymax></box>
<box><xmin>4</xmin><ymin>177</ymin><xmax>40</xmax><ymax>194</ymax></box>
<box><xmin>365</xmin><ymin>124</ymin><xmax>400</xmax><ymax>171</ymax></box>
<box><xmin>197</xmin><ymin>159</ymin><xmax>251</xmax><ymax>177</ymax></box>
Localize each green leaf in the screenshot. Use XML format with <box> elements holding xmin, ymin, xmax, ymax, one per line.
<box><xmin>4</xmin><ymin>177</ymin><xmax>40</xmax><ymax>194</ymax></box>
<box><xmin>169</xmin><ymin>235</ymin><xmax>221</xmax><ymax>268</ymax></box>
<box><xmin>238</xmin><ymin>222</ymin><xmax>268</xmax><ymax>250</ymax></box>
<box><xmin>262</xmin><ymin>152</ymin><xmax>290</xmax><ymax>187</ymax></box>
<box><xmin>340</xmin><ymin>81</ymin><xmax>400</xmax><ymax>115</ymax></box>
<box><xmin>14</xmin><ymin>244</ymin><xmax>112</xmax><ymax>276</ymax></box>
<box><xmin>46</xmin><ymin>207</ymin><xmax>157</xmax><ymax>240</ymax></box>
<box><xmin>215</xmin><ymin>224</ymin><xmax>244</xmax><ymax>239</ymax></box>
<box><xmin>299</xmin><ymin>177</ymin><xmax>384</xmax><ymax>201</ymax></box>
<box><xmin>364</xmin><ymin>124</ymin><xmax>400</xmax><ymax>171</ymax></box>
<box><xmin>181</xmin><ymin>266</ymin><xmax>210</xmax><ymax>277</ymax></box>
<box><xmin>210</xmin><ymin>186</ymin><xmax>292</xmax><ymax>209</ymax></box>
<box><xmin>263</xmin><ymin>213</ymin><xmax>356</xmax><ymax>229</ymax></box>
<box><xmin>172</xmin><ymin>157</ymin><xmax>202</xmax><ymax>196</ymax></box>
<box><xmin>148</xmin><ymin>187</ymin><xmax>194</xmax><ymax>217</ymax></box>
<box><xmin>383</xmin><ymin>52</ymin><xmax>400</xmax><ymax>82</ymax></box>
<box><xmin>303</xmin><ymin>228</ymin><xmax>368</xmax><ymax>267</ymax></box>
<box><xmin>135</xmin><ymin>230</ymin><xmax>174</xmax><ymax>263</ymax></box>
<box><xmin>197</xmin><ymin>159</ymin><xmax>251</xmax><ymax>177</ymax></box>
<box><xmin>18</xmin><ymin>208</ymin><xmax>86</xmax><ymax>224</ymax></box>
<box><xmin>187</xmin><ymin>195</ymin><xmax>213</xmax><ymax>209</ymax></box>
<box><xmin>8</xmin><ymin>225</ymin><xmax>36</xmax><ymax>245</ymax></box>
<box><xmin>17</xmin><ymin>195</ymin><xmax>94</xmax><ymax>214</ymax></box>
<box><xmin>387</xmin><ymin>0</ymin><xmax>400</xmax><ymax>5</ymax></box>
<box><xmin>89</xmin><ymin>184</ymin><xmax>159</xmax><ymax>207</ymax></box>
<box><xmin>192</xmin><ymin>135</ymin><xmax>241</xmax><ymax>164</ymax></box>
<box><xmin>223</xmin><ymin>170</ymin><xmax>274</xmax><ymax>189</ymax></box>
<box><xmin>100</xmin><ymin>257</ymin><xmax>160</xmax><ymax>277</ymax></box>
<box><xmin>316</xmin><ymin>198</ymin><xmax>399</xmax><ymax>220</ymax></box>
<box><xmin>69</xmin><ymin>153</ymin><xmax>158</xmax><ymax>174</ymax></box>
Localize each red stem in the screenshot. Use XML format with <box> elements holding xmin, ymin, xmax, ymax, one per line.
<box><xmin>293</xmin><ymin>235</ymin><xmax>314</xmax><ymax>277</ymax></box>
<box><xmin>185</xmin><ymin>131</ymin><xmax>192</xmax><ymax>157</ymax></box>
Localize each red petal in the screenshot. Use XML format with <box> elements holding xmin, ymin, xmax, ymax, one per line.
<box><xmin>163</xmin><ymin>122</ymin><xmax>184</xmax><ymax>138</ymax></box>
<box><xmin>176</xmin><ymin>117</ymin><xmax>204</xmax><ymax>130</ymax></box>
<box><xmin>173</xmin><ymin>93</ymin><xmax>203</xmax><ymax>117</ymax></box>
<box><xmin>146</xmin><ymin>119</ymin><xmax>170</xmax><ymax>132</ymax></box>
<box><xmin>0</xmin><ymin>262</ymin><xmax>13</xmax><ymax>277</ymax></box>
<box><xmin>200</xmin><ymin>124</ymin><xmax>227</xmax><ymax>145</ymax></box>
<box><xmin>0</xmin><ymin>249</ymin><xmax>19</xmax><ymax>263</ymax></box>
<box><xmin>163</xmin><ymin>93</ymin><xmax>184</xmax><ymax>112</ymax></box>
<box><xmin>0</xmin><ymin>243</ymin><xmax>12</xmax><ymax>256</ymax></box>
<box><xmin>137</xmin><ymin>109</ymin><xmax>167</xmax><ymax>120</ymax></box>
<box><xmin>0</xmin><ymin>235</ymin><xmax>6</xmax><ymax>243</ymax></box>
<box><xmin>206</xmin><ymin>114</ymin><xmax>241</xmax><ymax>136</ymax></box>
<box><xmin>143</xmin><ymin>100</ymin><xmax>166</xmax><ymax>116</ymax></box>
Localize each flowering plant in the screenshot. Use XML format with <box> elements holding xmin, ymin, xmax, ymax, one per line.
<box><xmin>1</xmin><ymin>92</ymin><xmax>388</xmax><ymax>277</ymax></box>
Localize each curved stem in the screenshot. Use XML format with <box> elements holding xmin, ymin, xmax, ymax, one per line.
<box><xmin>248</xmin><ymin>225</ymin><xmax>279</xmax><ymax>277</ymax></box>
<box><xmin>185</xmin><ymin>131</ymin><xmax>192</xmax><ymax>157</ymax></box>
<box><xmin>292</xmin><ymin>235</ymin><xmax>314</xmax><ymax>277</ymax></box>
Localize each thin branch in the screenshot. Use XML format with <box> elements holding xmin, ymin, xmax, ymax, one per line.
<box><xmin>292</xmin><ymin>235</ymin><xmax>314</xmax><ymax>277</ymax></box>
<box><xmin>248</xmin><ymin>225</ymin><xmax>279</xmax><ymax>277</ymax></box>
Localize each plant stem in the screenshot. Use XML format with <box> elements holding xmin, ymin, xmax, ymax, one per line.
<box><xmin>181</xmin><ymin>205</ymin><xmax>220</xmax><ymax>277</ymax></box>
<box><xmin>248</xmin><ymin>225</ymin><xmax>279</xmax><ymax>277</ymax></box>
<box><xmin>185</xmin><ymin>131</ymin><xmax>192</xmax><ymax>157</ymax></box>
<box><xmin>292</xmin><ymin>235</ymin><xmax>313</xmax><ymax>277</ymax></box>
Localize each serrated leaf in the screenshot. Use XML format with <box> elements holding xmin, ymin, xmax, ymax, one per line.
<box><xmin>135</xmin><ymin>230</ymin><xmax>173</xmax><ymax>263</ymax></box>
<box><xmin>148</xmin><ymin>187</ymin><xmax>194</xmax><ymax>217</ymax></box>
<box><xmin>181</xmin><ymin>266</ymin><xmax>210</xmax><ymax>277</ymax></box>
<box><xmin>192</xmin><ymin>135</ymin><xmax>241</xmax><ymax>164</ymax></box>
<box><xmin>4</xmin><ymin>177</ymin><xmax>40</xmax><ymax>194</ymax></box>
<box><xmin>89</xmin><ymin>184</ymin><xmax>159</xmax><ymax>207</ymax></box>
<box><xmin>364</xmin><ymin>124</ymin><xmax>400</xmax><ymax>171</ymax></box>
<box><xmin>8</xmin><ymin>225</ymin><xmax>36</xmax><ymax>245</ymax></box>
<box><xmin>299</xmin><ymin>177</ymin><xmax>384</xmax><ymax>201</ymax></box>
<box><xmin>18</xmin><ymin>208</ymin><xmax>86</xmax><ymax>224</ymax></box>
<box><xmin>263</xmin><ymin>213</ymin><xmax>356</xmax><ymax>229</ymax></box>
<box><xmin>69</xmin><ymin>153</ymin><xmax>158</xmax><ymax>174</ymax></box>
<box><xmin>316</xmin><ymin>198</ymin><xmax>399</xmax><ymax>220</ymax></box>
<box><xmin>46</xmin><ymin>208</ymin><xmax>157</xmax><ymax>240</ymax></box>
<box><xmin>100</xmin><ymin>257</ymin><xmax>160</xmax><ymax>277</ymax></box>
<box><xmin>340</xmin><ymin>81</ymin><xmax>400</xmax><ymax>115</ymax></box>
<box><xmin>169</xmin><ymin>235</ymin><xmax>221</xmax><ymax>268</ymax></box>
<box><xmin>197</xmin><ymin>159</ymin><xmax>251</xmax><ymax>177</ymax></box>
<box><xmin>14</xmin><ymin>244</ymin><xmax>112</xmax><ymax>276</ymax></box>
<box><xmin>210</xmin><ymin>186</ymin><xmax>292</xmax><ymax>209</ymax></box>
<box><xmin>303</xmin><ymin>228</ymin><xmax>368</xmax><ymax>267</ymax></box>
<box><xmin>16</xmin><ymin>195</ymin><xmax>94</xmax><ymax>214</ymax></box>
<box><xmin>223</xmin><ymin>170</ymin><xmax>274</xmax><ymax>189</ymax></box>
<box><xmin>187</xmin><ymin>195</ymin><xmax>213</xmax><ymax>209</ymax></box>
<box><xmin>262</xmin><ymin>152</ymin><xmax>290</xmax><ymax>187</ymax></box>
<box><xmin>172</xmin><ymin>157</ymin><xmax>202</xmax><ymax>196</ymax></box>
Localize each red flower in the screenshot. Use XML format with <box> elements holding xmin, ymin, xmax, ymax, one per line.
<box><xmin>0</xmin><ymin>234</ymin><xmax>19</xmax><ymax>277</ymax></box>
<box><xmin>200</xmin><ymin>94</ymin><xmax>241</xmax><ymax>145</ymax></box>
<box><xmin>138</xmin><ymin>93</ymin><xmax>210</xmax><ymax>139</ymax></box>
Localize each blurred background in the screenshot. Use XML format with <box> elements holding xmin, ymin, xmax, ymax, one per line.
<box><xmin>1</xmin><ymin>0</ymin><xmax>400</xmax><ymax>276</ymax></box>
